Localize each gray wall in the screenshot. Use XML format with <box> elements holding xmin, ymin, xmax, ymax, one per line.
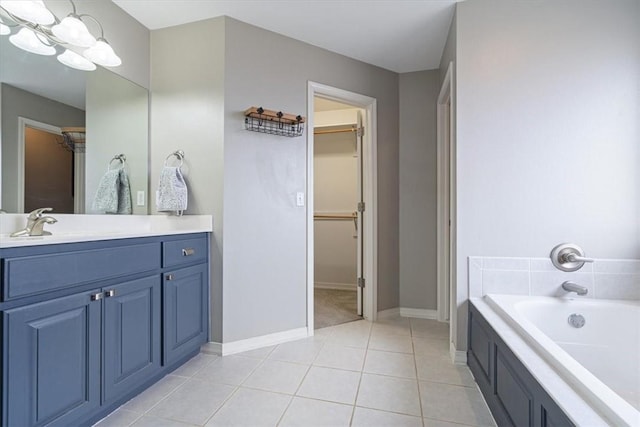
<box><xmin>223</xmin><ymin>17</ymin><xmax>399</xmax><ymax>342</ymax></box>
<box><xmin>1</xmin><ymin>84</ymin><xmax>85</xmax><ymax>212</ymax></box>
<box><xmin>86</xmin><ymin>67</ymin><xmax>149</xmax><ymax>215</ymax></box>
<box><xmin>452</xmin><ymin>0</ymin><xmax>640</xmax><ymax>350</ymax></box>
<box><xmin>399</xmin><ymin>70</ymin><xmax>441</xmax><ymax>310</ymax></box>
<box><xmin>150</xmin><ymin>18</ymin><xmax>226</xmax><ymax>341</ymax></box>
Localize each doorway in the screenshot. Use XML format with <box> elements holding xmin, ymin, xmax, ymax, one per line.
<box><xmin>312</xmin><ymin>98</ymin><xmax>363</xmax><ymax>329</ymax></box>
<box><xmin>307</xmin><ymin>82</ymin><xmax>378</xmax><ymax>333</ymax></box>
<box><xmin>437</xmin><ymin>62</ymin><xmax>456</xmax><ymax>349</ymax></box>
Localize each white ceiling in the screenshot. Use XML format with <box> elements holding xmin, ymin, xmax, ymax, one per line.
<box><xmin>113</xmin><ymin>0</ymin><xmax>460</xmax><ymax>73</ymax></box>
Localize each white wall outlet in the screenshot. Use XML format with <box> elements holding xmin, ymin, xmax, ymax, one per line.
<box><xmin>296</xmin><ymin>192</ymin><xmax>305</xmax><ymax>207</ymax></box>
<box><xmin>137</xmin><ymin>191</ymin><xmax>145</xmax><ymax>206</ymax></box>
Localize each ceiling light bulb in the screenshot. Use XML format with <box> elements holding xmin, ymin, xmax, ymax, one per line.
<box><xmin>0</xmin><ymin>22</ymin><xmax>10</xmax><ymax>36</ymax></box>
<box><xmin>83</xmin><ymin>39</ymin><xmax>121</xmax><ymax>67</ymax></box>
<box><xmin>52</xmin><ymin>15</ymin><xmax>96</xmax><ymax>47</ymax></box>
<box><xmin>57</xmin><ymin>49</ymin><xmax>96</xmax><ymax>71</ymax></box>
<box><xmin>9</xmin><ymin>27</ymin><xmax>56</xmax><ymax>55</ymax></box>
<box><xmin>0</xmin><ymin>0</ymin><xmax>55</xmax><ymax>25</ymax></box>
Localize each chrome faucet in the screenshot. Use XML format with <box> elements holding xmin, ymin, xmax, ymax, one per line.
<box><xmin>10</xmin><ymin>208</ymin><xmax>58</xmax><ymax>237</ymax></box>
<box><xmin>561</xmin><ymin>281</ymin><xmax>588</xmax><ymax>296</ymax></box>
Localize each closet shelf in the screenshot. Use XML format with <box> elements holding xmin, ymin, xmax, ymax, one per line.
<box><xmin>244</xmin><ymin>107</ymin><xmax>305</xmax><ymax>137</ymax></box>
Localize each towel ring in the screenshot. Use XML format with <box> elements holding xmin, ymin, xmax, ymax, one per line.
<box><xmin>108</xmin><ymin>154</ymin><xmax>126</xmax><ymax>170</ymax></box>
<box><xmin>164</xmin><ymin>150</ymin><xmax>185</xmax><ymax>168</ymax></box>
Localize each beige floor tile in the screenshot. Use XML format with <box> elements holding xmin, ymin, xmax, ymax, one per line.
<box><xmin>371</xmin><ymin>322</ymin><xmax>412</xmax><ymax>337</ymax></box>
<box><xmin>314</xmin><ymin>344</ymin><xmax>366</xmax><ymax>371</ymax></box>
<box><xmin>94</xmin><ymin>408</ymin><xmax>142</xmax><ymax>427</ymax></box>
<box><xmin>268</xmin><ymin>337</ymin><xmax>324</xmax><ymax>364</ymax></box>
<box><xmin>364</xmin><ymin>350</ymin><xmax>417</xmax><ymax>379</ymax></box>
<box><xmin>368</xmin><ymin>333</ymin><xmax>414</xmax><ymax>353</ymax></box>
<box><xmin>131</xmin><ymin>416</ymin><xmax>197</xmax><ymax>427</ymax></box>
<box><xmin>419</xmin><ymin>381</ymin><xmax>495</xmax><ymax>426</ymax></box>
<box><xmin>205</xmin><ymin>387</ymin><xmax>291</xmax><ymax>426</ymax></box>
<box><xmin>197</xmin><ymin>355</ymin><xmax>262</xmax><ymax>385</ymax></box>
<box><xmin>279</xmin><ymin>397</ymin><xmax>353</xmax><ymax>427</ymax></box>
<box><xmin>413</xmin><ymin>337</ymin><xmax>450</xmax><ymax>357</ymax></box>
<box><xmin>351</xmin><ymin>407</ymin><xmax>423</xmax><ymax>426</ymax></box>
<box><xmin>356</xmin><ymin>373</ymin><xmax>421</xmax><ymax>417</ymax></box>
<box><xmin>243</xmin><ymin>360</ymin><xmax>309</xmax><ymax>394</ymax></box>
<box><xmin>235</xmin><ymin>345</ymin><xmax>277</xmax><ymax>359</ymax></box>
<box><xmin>416</xmin><ymin>356</ymin><xmax>475</xmax><ymax>387</ymax></box>
<box><xmin>147</xmin><ymin>378</ymin><xmax>235</xmax><ymax>425</ymax></box>
<box><xmin>123</xmin><ymin>375</ymin><xmax>187</xmax><ymax>413</ymax></box>
<box><xmin>171</xmin><ymin>353</ymin><xmax>219</xmax><ymax>378</ymax></box>
<box><xmin>424</xmin><ymin>417</ymin><xmax>476</xmax><ymax>426</ymax></box>
<box><xmin>296</xmin><ymin>366</ymin><xmax>361</xmax><ymax>404</ymax></box>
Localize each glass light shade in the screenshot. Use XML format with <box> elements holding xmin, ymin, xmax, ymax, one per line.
<box><xmin>83</xmin><ymin>39</ymin><xmax>121</xmax><ymax>67</ymax></box>
<box><xmin>52</xmin><ymin>15</ymin><xmax>96</xmax><ymax>47</ymax></box>
<box><xmin>57</xmin><ymin>49</ymin><xmax>96</xmax><ymax>71</ymax></box>
<box><xmin>9</xmin><ymin>28</ymin><xmax>56</xmax><ymax>55</ymax></box>
<box><xmin>0</xmin><ymin>22</ymin><xmax>10</xmax><ymax>36</ymax></box>
<box><xmin>0</xmin><ymin>0</ymin><xmax>54</xmax><ymax>25</ymax></box>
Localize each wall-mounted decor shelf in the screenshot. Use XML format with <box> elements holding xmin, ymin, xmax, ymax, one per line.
<box><xmin>244</xmin><ymin>107</ymin><xmax>305</xmax><ymax>137</ymax></box>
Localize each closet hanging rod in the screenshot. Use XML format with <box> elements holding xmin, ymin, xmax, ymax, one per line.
<box><xmin>314</xmin><ymin>213</ymin><xmax>357</xmax><ymax>220</ymax></box>
<box><xmin>314</xmin><ymin>127</ymin><xmax>357</xmax><ymax>135</ymax></box>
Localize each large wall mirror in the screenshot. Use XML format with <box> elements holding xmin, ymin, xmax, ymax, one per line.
<box><xmin>0</xmin><ymin>36</ymin><xmax>149</xmax><ymax>215</ymax></box>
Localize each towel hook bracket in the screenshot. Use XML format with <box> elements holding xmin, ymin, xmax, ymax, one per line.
<box><xmin>164</xmin><ymin>150</ymin><xmax>185</xmax><ymax>167</ymax></box>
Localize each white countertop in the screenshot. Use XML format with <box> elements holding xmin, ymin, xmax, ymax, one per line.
<box><xmin>0</xmin><ymin>214</ymin><xmax>213</xmax><ymax>248</ymax></box>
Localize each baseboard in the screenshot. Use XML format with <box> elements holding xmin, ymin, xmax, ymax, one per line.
<box><xmin>450</xmin><ymin>340</ymin><xmax>467</xmax><ymax>365</ymax></box>
<box><xmin>376</xmin><ymin>307</ymin><xmax>400</xmax><ymax>319</ymax></box>
<box><xmin>204</xmin><ymin>327</ymin><xmax>309</xmax><ymax>356</ymax></box>
<box><xmin>314</xmin><ymin>281</ymin><xmax>356</xmax><ymax>291</ymax></box>
<box><xmin>399</xmin><ymin>308</ymin><xmax>438</xmax><ymax>319</ymax></box>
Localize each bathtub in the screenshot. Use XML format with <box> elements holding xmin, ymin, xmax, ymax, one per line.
<box><xmin>485</xmin><ymin>294</ymin><xmax>640</xmax><ymax>426</ymax></box>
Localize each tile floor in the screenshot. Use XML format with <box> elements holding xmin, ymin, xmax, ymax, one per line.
<box><xmin>95</xmin><ymin>317</ymin><xmax>496</xmax><ymax>427</ymax></box>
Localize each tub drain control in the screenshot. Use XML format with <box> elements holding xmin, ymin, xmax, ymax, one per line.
<box><xmin>568</xmin><ymin>313</ymin><xmax>585</xmax><ymax>328</ymax></box>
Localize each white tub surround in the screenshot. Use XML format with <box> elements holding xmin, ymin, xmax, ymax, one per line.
<box><xmin>469</xmin><ymin>256</ymin><xmax>640</xmax><ymax>301</ymax></box>
<box><xmin>0</xmin><ymin>214</ymin><xmax>213</xmax><ymax>248</ymax></box>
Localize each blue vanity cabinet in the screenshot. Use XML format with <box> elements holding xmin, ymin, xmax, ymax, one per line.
<box><xmin>102</xmin><ymin>275</ymin><xmax>162</xmax><ymax>404</ymax></box>
<box><xmin>3</xmin><ymin>289</ymin><xmax>102</xmax><ymax>427</ymax></box>
<box><xmin>0</xmin><ymin>233</ymin><xmax>210</xmax><ymax>427</ymax></box>
<box><xmin>163</xmin><ymin>263</ymin><xmax>208</xmax><ymax>366</ymax></box>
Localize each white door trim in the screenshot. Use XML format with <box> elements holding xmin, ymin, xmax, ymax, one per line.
<box><xmin>17</xmin><ymin>117</ymin><xmax>62</xmax><ymax>213</ymax></box>
<box><xmin>436</xmin><ymin>62</ymin><xmax>458</xmax><ymax>354</ymax></box>
<box><xmin>307</xmin><ymin>81</ymin><xmax>378</xmax><ymax>334</ymax></box>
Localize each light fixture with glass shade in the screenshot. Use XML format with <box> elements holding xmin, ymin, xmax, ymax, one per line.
<box><xmin>0</xmin><ymin>0</ymin><xmax>121</xmax><ymax>71</ymax></box>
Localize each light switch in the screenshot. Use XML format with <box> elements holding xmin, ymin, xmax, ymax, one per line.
<box><xmin>296</xmin><ymin>192</ymin><xmax>305</xmax><ymax>207</ymax></box>
<box><xmin>137</xmin><ymin>191</ymin><xmax>145</xmax><ymax>206</ymax></box>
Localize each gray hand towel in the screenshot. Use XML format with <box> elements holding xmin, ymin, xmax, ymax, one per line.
<box><xmin>92</xmin><ymin>168</ymin><xmax>132</xmax><ymax>214</ymax></box>
<box><xmin>156</xmin><ymin>166</ymin><xmax>188</xmax><ymax>214</ymax></box>
<box><xmin>117</xmin><ymin>168</ymin><xmax>132</xmax><ymax>214</ymax></box>
<box><xmin>92</xmin><ymin>169</ymin><xmax>120</xmax><ymax>213</ymax></box>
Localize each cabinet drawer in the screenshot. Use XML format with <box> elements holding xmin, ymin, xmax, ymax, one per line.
<box><xmin>162</xmin><ymin>236</ymin><xmax>207</xmax><ymax>268</ymax></box>
<box><xmin>2</xmin><ymin>243</ymin><xmax>160</xmax><ymax>301</ymax></box>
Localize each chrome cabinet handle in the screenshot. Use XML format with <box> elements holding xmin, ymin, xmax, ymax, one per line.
<box><xmin>105</xmin><ymin>290</ymin><xmax>116</xmax><ymax>297</ymax></box>
<box><xmin>182</xmin><ymin>248</ymin><xmax>195</xmax><ymax>257</ymax></box>
<box><xmin>166</xmin><ymin>274</ymin><xmax>174</xmax><ymax>281</ymax></box>
<box><xmin>91</xmin><ymin>292</ymin><xmax>103</xmax><ymax>301</ymax></box>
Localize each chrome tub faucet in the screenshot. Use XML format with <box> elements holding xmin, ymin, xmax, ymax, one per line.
<box><xmin>10</xmin><ymin>208</ymin><xmax>58</xmax><ymax>237</ymax></box>
<box><xmin>561</xmin><ymin>281</ymin><xmax>588</xmax><ymax>296</ymax></box>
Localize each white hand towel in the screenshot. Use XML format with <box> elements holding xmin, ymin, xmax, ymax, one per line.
<box><xmin>156</xmin><ymin>166</ymin><xmax>188</xmax><ymax>214</ymax></box>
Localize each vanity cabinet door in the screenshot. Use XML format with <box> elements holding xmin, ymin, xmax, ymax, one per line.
<box><xmin>103</xmin><ymin>275</ymin><xmax>161</xmax><ymax>403</ymax></box>
<box><xmin>3</xmin><ymin>290</ymin><xmax>101</xmax><ymax>427</ymax></box>
<box><xmin>163</xmin><ymin>263</ymin><xmax>208</xmax><ymax>366</ymax></box>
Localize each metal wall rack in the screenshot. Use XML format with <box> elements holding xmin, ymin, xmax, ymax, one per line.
<box><xmin>244</xmin><ymin>106</ymin><xmax>305</xmax><ymax>137</ymax></box>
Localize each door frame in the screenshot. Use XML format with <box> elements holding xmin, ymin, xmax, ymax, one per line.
<box><xmin>17</xmin><ymin>117</ymin><xmax>62</xmax><ymax>213</ymax></box>
<box><xmin>306</xmin><ymin>81</ymin><xmax>378</xmax><ymax>333</ymax></box>
<box><xmin>436</xmin><ymin>63</ymin><xmax>457</xmax><ymax>337</ymax></box>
